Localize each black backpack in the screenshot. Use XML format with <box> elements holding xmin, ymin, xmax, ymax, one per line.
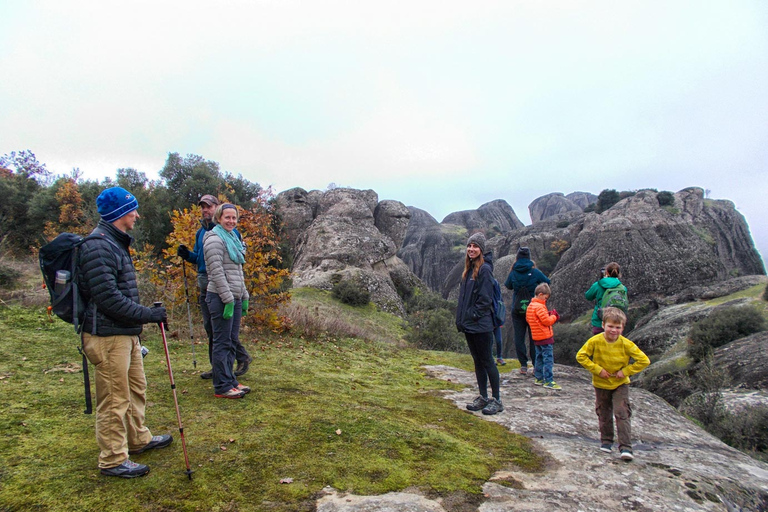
<box><xmin>39</xmin><ymin>233</ymin><xmax>101</xmax><ymax>332</ymax></box>
<box><xmin>492</xmin><ymin>278</ymin><xmax>506</xmax><ymax>327</ymax></box>
<box><xmin>513</xmin><ymin>283</ymin><xmax>532</xmax><ymax>315</ymax></box>
<box><xmin>39</xmin><ymin>232</ymin><xmax>115</xmax><ymax>414</ymax></box>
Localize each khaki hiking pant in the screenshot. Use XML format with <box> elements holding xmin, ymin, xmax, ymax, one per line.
<box><xmin>82</xmin><ymin>333</ymin><xmax>153</xmax><ymax>468</ymax></box>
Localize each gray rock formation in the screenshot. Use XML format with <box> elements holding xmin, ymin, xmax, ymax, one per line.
<box><xmin>548</xmin><ymin>188</ymin><xmax>765</xmax><ymax>320</ymax></box>
<box><xmin>528</xmin><ymin>192</ymin><xmax>583</xmax><ymax>224</ymax></box>
<box><xmin>397</xmin><ymin>207</ymin><xmax>468</xmax><ymax>293</ymax></box>
<box><xmin>316</xmin><ymin>363</ymin><xmax>768</xmax><ymax>511</ymax></box>
<box><xmin>442</xmin><ymin>199</ymin><xmax>524</xmax><ymax>235</ymax></box>
<box><xmin>275</xmin><ymin>187</ymin><xmax>417</xmax><ymax>315</ymax></box>
<box><xmin>566</xmin><ymin>191</ymin><xmax>598</xmax><ymax>209</ymax></box>
<box><xmin>638</xmin><ymin>328</ymin><xmax>768</xmax><ymax>408</ymax></box>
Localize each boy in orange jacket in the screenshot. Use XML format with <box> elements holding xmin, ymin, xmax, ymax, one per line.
<box><xmin>525</xmin><ymin>283</ymin><xmax>561</xmax><ymax>390</ymax></box>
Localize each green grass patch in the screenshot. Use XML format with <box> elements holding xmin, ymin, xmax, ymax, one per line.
<box><xmin>290</xmin><ymin>287</ymin><xmax>407</xmax><ymax>343</ymax></box>
<box><xmin>0</xmin><ymin>304</ymin><xmax>540</xmax><ymax>511</ymax></box>
<box><xmin>704</xmin><ymin>283</ymin><xmax>768</xmax><ymax>307</ymax></box>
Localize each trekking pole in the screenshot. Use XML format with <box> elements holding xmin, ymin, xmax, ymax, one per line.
<box><xmin>155</xmin><ymin>301</ymin><xmax>193</xmax><ymax>480</ymax></box>
<box><xmin>180</xmin><ymin>261</ymin><xmax>197</xmax><ymax>368</ymax></box>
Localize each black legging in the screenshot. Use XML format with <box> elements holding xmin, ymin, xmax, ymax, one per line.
<box><xmin>465</xmin><ymin>331</ymin><xmax>500</xmax><ymax>400</ymax></box>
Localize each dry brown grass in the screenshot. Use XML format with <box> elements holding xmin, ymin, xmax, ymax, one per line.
<box><xmin>0</xmin><ymin>256</ymin><xmax>49</xmax><ymax>308</ymax></box>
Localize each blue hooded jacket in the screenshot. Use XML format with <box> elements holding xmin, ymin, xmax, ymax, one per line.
<box><xmin>504</xmin><ymin>257</ymin><xmax>550</xmax><ymax>315</ymax></box>
<box><xmin>456</xmin><ymin>251</ymin><xmax>495</xmax><ymax>334</ymax></box>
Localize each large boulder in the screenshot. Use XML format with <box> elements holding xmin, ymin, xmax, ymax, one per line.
<box><xmin>566</xmin><ymin>191</ymin><xmax>598</xmax><ymax>209</ymax></box>
<box><xmin>397</xmin><ymin>207</ymin><xmax>468</xmax><ymax>293</ymax></box>
<box><xmin>547</xmin><ymin>189</ymin><xmax>765</xmax><ymax>319</ymax></box>
<box><xmin>528</xmin><ymin>192</ymin><xmax>583</xmax><ymax>224</ymax></box>
<box><xmin>277</xmin><ymin>187</ymin><xmax>416</xmax><ymax>316</ymax></box>
<box><xmin>441</xmin><ymin>199</ymin><xmax>524</xmax><ymax>235</ymax></box>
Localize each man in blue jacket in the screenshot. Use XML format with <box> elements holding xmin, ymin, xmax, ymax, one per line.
<box><xmin>178</xmin><ymin>194</ymin><xmax>252</xmax><ymax>379</ymax></box>
<box><xmin>504</xmin><ymin>247</ymin><xmax>550</xmax><ymax>374</ymax></box>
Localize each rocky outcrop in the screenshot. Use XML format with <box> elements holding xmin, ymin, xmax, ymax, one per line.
<box><xmin>528</xmin><ymin>192</ymin><xmax>583</xmax><ymax>224</ymax></box>
<box><xmin>637</xmin><ymin>328</ymin><xmax>768</xmax><ymax>408</ymax></box>
<box><xmin>441</xmin><ymin>199</ymin><xmax>524</xmax><ymax>235</ymax></box>
<box><xmin>547</xmin><ymin>188</ymin><xmax>765</xmax><ymax>320</ymax></box>
<box><xmin>317</xmin><ymin>363</ymin><xmax>768</xmax><ymax>511</ymax></box>
<box><xmin>396</xmin><ymin>207</ymin><xmax>467</xmax><ymax>293</ymax></box>
<box><xmin>275</xmin><ymin>187</ymin><xmax>417</xmax><ymax>315</ymax></box>
<box><xmin>566</xmin><ymin>191</ymin><xmax>598</xmax><ymax>209</ymax></box>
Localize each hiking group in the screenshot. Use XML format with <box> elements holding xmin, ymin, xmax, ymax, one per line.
<box><xmin>41</xmin><ymin>187</ymin><xmax>257</xmax><ymax>478</ymax></box>
<box><xmin>455</xmin><ymin>232</ymin><xmax>649</xmax><ymax>461</ymax></box>
<box><xmin>42</xmin><ymin>191</ymin><xmax>650</xmax><ymax>479</ymax></box>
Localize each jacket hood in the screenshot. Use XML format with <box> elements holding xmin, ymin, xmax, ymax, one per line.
<box><xmin>598</xmin><ymin>276</ymin><xmax>622</xmax><ymax>288</ymax></box>
<box><xmin>513</xmin><ymin>258</ymin><xmax>533</xmax><ymax>273</ymax></box>
<box><xmin>483</xmin><ymin>251</ymin><xmax>494</xmax><ymax>271</ymax></box>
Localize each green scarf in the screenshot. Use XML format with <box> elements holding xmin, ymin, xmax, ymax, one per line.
<box><xmin>212</xmin><ymin>224</ymin><xmax>246</xmax><ymax>264</ymax></box>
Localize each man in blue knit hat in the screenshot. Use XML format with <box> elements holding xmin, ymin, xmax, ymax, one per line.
<box><xmin>78</xmin><ymin>186</ymin><xmax>172</xmax><ymax>478</ymax></box>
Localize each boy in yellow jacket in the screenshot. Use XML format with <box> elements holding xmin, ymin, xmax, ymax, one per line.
<box><xmin>576</xmin><ymin>307</ymin><xmax>649</xmax><ymax>461</ymax></box>
<box><xmin>525</xmin><ymin>283</ymin><xmax>561</xmax><ymax>390</ymax></box>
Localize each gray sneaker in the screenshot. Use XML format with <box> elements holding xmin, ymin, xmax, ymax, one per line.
<box><xmin>600</xmin><ymin>442</ymin><xmax>612</xmax><ymax>453</ymax></box>
<box><xmin>100</xmin><ymin>459</ymin><xmax>150</xmax><ymax>478</ymax></box>
<box><xmin>482</xmin><ymin>398</ymin><xmax>504</xmax><ymax>415</ymax></box>
<box><xmin>466</xmin><ymin>396</ymin><xmax>488</xmax><ymax>411</ymax></box>
<box><xmin>129</xmin><ymin>434</ymin><xmax>173</xmax><ymax>455</ymax></box>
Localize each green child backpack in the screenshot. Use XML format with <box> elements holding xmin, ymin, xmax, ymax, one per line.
<box><xmin>597</xmin><ymin>284</ymin><xmax>628</xmax><ymax>320</ymax></box>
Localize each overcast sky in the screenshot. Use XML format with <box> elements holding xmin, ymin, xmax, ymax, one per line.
<box><xmin>2</xmin><ymin>1</ymin><xmax>766</xmax><ymax>261</ymax></box>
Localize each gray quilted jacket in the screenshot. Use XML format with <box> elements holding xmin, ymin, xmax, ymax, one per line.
<box><xmin>203</xmin><ymin>230</ymin><xmax>248</xmax><ymax>304</ymax></box>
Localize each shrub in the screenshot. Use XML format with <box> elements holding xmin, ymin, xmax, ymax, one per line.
<box><xmin>583</xmin><ymin>203</ymin><xmax>596</xmax><ymax>213</ymax></box>
<box><xmin>0</xmin><ymin>265</ymin><xmax>21</xmax><ymax>288</ymax></box>
<box><xmin>687</xmin><ymin>306</ymin><xmax>766</xmax><ymax>362</ymax></box>
<box><xmin>595</xmin><ymin>189</ymin><xmax>620</xmax><ymax>213</ymax></box>
<box><xmin>657</xmin><ymin>191</ymin><xmax>675</xmax><ymax>206</ymax></box>
<box><xmin>552</xmin><ymin>322</ymin><xmax>592</xmax><ymax>367</ymax></box>
<box><xmin>405</xmin><ymin>308</ymin><xmax>466</xmax><ymax>353</ymax></box>
<box><xmin>405</xmin><ymin>288</ymin><xmax>454</xmax><ymax>314</ymax></box>
<box><xmin>763</xmin><ymin>283</ymin><xmax>768</xmax><ymax>302</ymax></box>
<box><xmin>331</xmin><ymin>279</ymin><xmax>370</xmax><ymax>307</ymax></box>
<box><xmin>556</xmin><ymin>220</ymin><xmax>570</xmax><ymax>228</ymax></box>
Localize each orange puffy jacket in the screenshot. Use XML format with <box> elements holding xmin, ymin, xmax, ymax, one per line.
<box><xmin>525</xmin><ymin>296</ymin><xmax>557</xmax><ymax>342</ymax></box>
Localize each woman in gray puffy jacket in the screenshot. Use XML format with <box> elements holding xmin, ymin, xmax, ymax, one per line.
<box><xmin>203</xmin><ymin>203</ymin><xmax>250</xmax><ymax>399</ymax></box>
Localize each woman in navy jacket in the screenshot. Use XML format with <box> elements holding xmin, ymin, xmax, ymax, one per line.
<box><xmin>455</xmin><ymin>232</ymin><xmax>503</xmax><ymax>416</ymax></box>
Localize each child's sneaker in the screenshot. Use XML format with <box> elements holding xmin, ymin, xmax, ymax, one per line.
<box><xmin>481</xmin><ymin>398</ymin><xmax>504</xmax><ymax>415</ymax></box>
<box><xmin>534</xmin><ymin>379</ymin><xmax>544</xmax><ymax>386</ymax></box>
<box><xmin>496</xmin><ymin>358</ymin><xmax>506</xmax><ymax>366</ymax></box>
<box><xmin>466</xmin><ymin>396</ymin><xmax>488</xmax><ymax>411</ymax></box>
<box><xmin>620</xmin><ymin>448</ymin><xmax>634</xmax><ymax>461</ymax></box>
<box><xmin>519</xmin><ymin>367</ymin><xmax>528</xmax><ymax>375</ymax></box>
<box><xmin>543</xmin><ymin>381</ymin><xmax>562</xmax><ymax>390</ymax></box>
<box><xmin>600</xmin><ymin>442</ymin><xmax>612</xmax><ymax>453</ymax></box>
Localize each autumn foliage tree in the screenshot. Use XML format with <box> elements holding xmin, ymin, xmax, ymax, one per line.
<box><xmin>43</xmin><ymin>178</ymin><xmax>93</xmax><ymax>239</ymax></box>
<box><xmin>142</xmin><ymin>189</ymin><xmax>291</xmax><ymax>332</ymax></box>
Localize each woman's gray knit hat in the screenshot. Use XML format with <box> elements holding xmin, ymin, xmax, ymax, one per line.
<box><xmin>466</xmin><ymin>232</ymin><xmax>487</xmax><ymax>253</ymax></box>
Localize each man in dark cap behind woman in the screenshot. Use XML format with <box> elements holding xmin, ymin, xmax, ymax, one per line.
<box><xmin>504</xmin><ymin>247</ymin><xmax>550</xmax><ymax>374</ymax></box>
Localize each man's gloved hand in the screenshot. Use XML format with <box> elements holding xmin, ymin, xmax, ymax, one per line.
<box><xmin>177</xmin><ymin>245</ymin><xmax>190</xmax><ymax>260</ymax></box>
<box><xmin>223</xmin><ymin>302</ymin><xmax>234</xmax><ymax>320</ymax></box>
<box><xmin>242</xmin><ymin>299</ymin><xmax>249</xmax><ymax>316</ymax></box>
<box><xmin>150</xmin><ymin>306</ymin><xmax>168</xmax><ymax>329</ymax></box>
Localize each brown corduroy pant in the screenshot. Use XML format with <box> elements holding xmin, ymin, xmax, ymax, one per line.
<box><xmin>82</xmin><ymin>333</ymin><xmax>153</xmax><ymax>468</ymax></box>
<box><xmin>594</xmin><ymin>384</ymin><xmax>632</xmax><ymax>450</ymax></box>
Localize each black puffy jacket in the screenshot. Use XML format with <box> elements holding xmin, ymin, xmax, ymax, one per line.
<box><xmin>455</xmin><ymin>251</ymin><xmax>495</xmax><ymax>334</ymax></box>
<box><xmin>78</xmin><ymin>220</ymin><xmax>155</xmax><ymax>336</ymax></box>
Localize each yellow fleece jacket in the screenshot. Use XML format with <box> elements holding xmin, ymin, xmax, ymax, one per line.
<box><xmin>576</xmin><ymin>333</ymin><xmax>650</xmax><ymax>390</ymax></box>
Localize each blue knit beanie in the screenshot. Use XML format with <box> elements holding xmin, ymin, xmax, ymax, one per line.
<box><xmin>97</xmin><ymin>187</ymin><xmax>139</xmax><ymax>222</ymax></box>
